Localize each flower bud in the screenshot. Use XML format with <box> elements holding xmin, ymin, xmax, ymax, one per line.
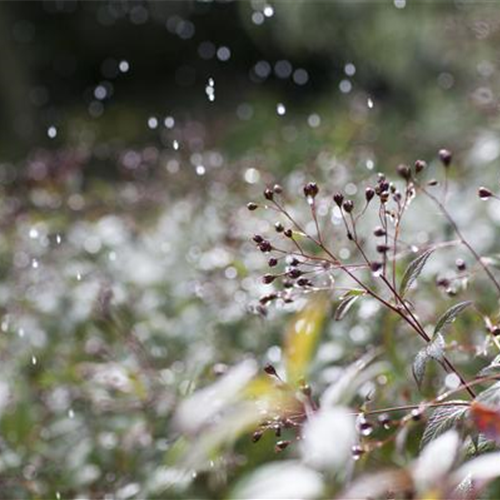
<box><xmin>247</xmin><ymin>202</ymin><xmax>258</xmax><ymax>211</ymax></box>
<box><xmin>479</xmin><ymin>187</ymin><xmax>493</xmax><ymax>200</ymax></box>
<box><xmin>342</xmin><ymin>200</ymin><xmax>354</xmax><ymax>213</ymax></box>
<box><xmin>365</xmin><ymin>187</ymin><xmax>375</xmax><ymax>202</ymax></box>
<box><xmin>303</xmin><ymin>182</ymin><xmax>319</xmax><ymax>199</ymax></box>
<box><xmin>373</xmin><ymin>226</ymin><xmax>386</xmax><ymax>237</ymax></box>
<box><xmin>262</xmin><ymin>274</ymin><xmax>275</xmax><ymax>284</ymax></box>
<box><xmin>438</xmin><ymin>148</ymin><xmax>452</xmax><ymax>167</ymax></box>
<box><xmin>414</xmin><ymin>159</ymin><xmax>427</xmax><ymax>173</ymax></box>
<box><xmin>268</xmin><ymin>257</ymin><xmax>278</xmax><ymax>267</ymax></box>
<box><xmin>264</xmin><ymin>188</ymin><xmax>274</xmax><ymax>201</ymax></box>
<box><xmin>396</xmin><ymin>164</ymin><xmax>411</xmax><ymax>180</ymax></box>
<box><xmin>333</xmin><ymin>192</ymin><xmax>344</xmax><ymax>207</ymax></box>
<box><xmin>273</xmin><ymin>184</ymin><xmax>283</xmax><ymax>194</ymax></box>
<box><xmin>275</xmin><ymin>222</ymin><xmax>284</xmax><ymax>233</ymax></box>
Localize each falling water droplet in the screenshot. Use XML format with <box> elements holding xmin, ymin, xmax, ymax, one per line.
<box><xmin>31</xmin><ymin>355</ymin><xmax>37</xmax><ymax>366</ymax></box>
<box><xmin>47</xmin><ymin>126</ymin><xmax>57</xmax><ymax>139</ymax></box>
<box><xmin>32</xmin><ymin>258</ymin><xmax>39</xmax><ymax>269</ymax></box>
<box><xmin>56</xmin><ymin>234</ymin><xmax>62</xmax><ymax>245</ymax></box>
<box><xmin>29</xmin><ymin>228</ymin><xmax>39</xmax><ymax>239</ymax></box>
<box><xmin>76</xmin><ymin>273</ymin><xmax>82</xmax><ymax>281</ymax></box>
<box><xmin>367</xmin><ymin>97</ymin><xmax>374</xmax><ymax>109</ymax></box>
<box><xmin>205</xmin><ymin>77</ymin><xmax>215</xmax><ymax>102</ymax></box>
<box><xmin>173</xmin><ymin>140</ymin><xmax>179</xmax><ymax>150</ymax></box>
<box><xmin>68</xmin><ymin>408</ymin><xmax>75</xmax><ymax>419</ymax></box>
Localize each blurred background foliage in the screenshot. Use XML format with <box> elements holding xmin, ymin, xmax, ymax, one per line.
<box><xmin>1</xmin><ymin>0</ymin><xmax>500</xmax><ymax>498</ymax></box>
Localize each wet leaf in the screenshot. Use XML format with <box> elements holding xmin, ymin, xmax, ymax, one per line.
<box><xmin>434</xmin><ymin>301</ymin><xmax>472</xmax><ymax>336</ymax></box>
<box><xmin>421</xmin><ymin>401</ymin><xmax>469</xmax><ymax>448</ymax></box>
<box><xmin>400</xmin><ymin>248</ymin><xmax>434</xmax><ymax>297</ymax></box>
<box><xmin>412</xmin><ymin>334</ymin><xmax>445</xmax><ymax>388</ymax></box>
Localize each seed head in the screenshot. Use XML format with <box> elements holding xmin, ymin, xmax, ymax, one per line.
<box><xmin>303</xmin><ymin>182</ymin><xmax>319</xmax><ymax>199</ymax></box>
<box><xmin>284</xmin><ymin>229</ymin><xmax>293</xmax><ymax>238</ymax></box>
<box><xmin>275</xmin><ymin>440</ymin><xmax>291</xmax><ymax>452</ymax></box>
<box><xmin>268</xmin><ymin>257</ymin><xmax>278</xmax><ymax>267</ymax></box>
<box><xmin>333</xmin><ymin>192</ymin><xmax>344</xmax><ymax>207</ymax></box>
<box><xmin>258</xmin><ymin>240</ymin><xmax>272</xmax><ymax>253</ymax></box>
<box><xmin>273</xmin><ymin>184</ymin><xmax>283</xmax><ymax>194</ymax></box>
<box><xmin>275</xmin><ymin>222</ymin><xmax>284</xmax><ymax>233</ymax></box>
<box><xmin>365</xmin><ymin>187</ymin><xmax>375</xmax><ymax>202</ymax></box>
<box><xmin>264</xmin><ymin>364</ymin><xmax>278</xmax><ymax>376</ymax></box>
<box><xmin>479</xmin><ymin>187</ymin><xmax>493</xmax><ymax>200</ymax></box>
<box><xmin>438</xmin><ymin>148</ymin><xmax>452</xmax><ymax>167</ymax></box>
<box><xmin>376</xmin><ymin>244</ymin><xmax>390</xmax><ymax>254</ymax></box>
<box><xmin>342</xmin><ymin>199</ymin><xmax>354</xmax><ymax>213</ymax></box>
<box><xmin>396</xmin><ymin>164</ymin><xmax>411</xmax><ymax>180</ymax></box>
<box><xmin>414</xmin><ymin>159</ymin><xmax>427</xmax><ymax>174</ymax></box>
<box><xmin>247</xmin><ymin>202</ymin><xmax>258</xmax><ymax>211</ymax></box>
<box><xmin>264</xmin><ymin>188</ymin><xmax>274</xmax><ymax>201</ymax></box>
<box><xmin>455</xmin><ymin>258</ymin><xmax>466</xmax><ymax>271</ymax></box>
<box><xmin>262</xmin><ymin>274</ymin><xmax>275</xmax><ymax>284</ymax></box>
<box><xmin>253</xmin><ymin>234</ymin><xmax>264</xmax><ymax>243</ymax></box>
<box><xmin>373</xmin><ymin>226</ymin><xmax>386</xmax><ymax>237</ymax></box>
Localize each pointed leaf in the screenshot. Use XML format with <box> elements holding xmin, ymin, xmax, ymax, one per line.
<box><xmin>400</xmin><ymin>248</ymin><xmax>434</xmax><ymax>297</ymax></box>
<box><xmin>284</xmin><ymin>296</ymin><xmax>328</xmax><ymax>385</ymax></box>
<box><xmin>334</xmin><ymin>295</ymin><xmax>360</xmax><ymax>321</ymax></box>
<box><xmin>413</xmin><ymin>348</ymin><xmax>429</xmax><ymax>389</ymax></box>
<box><xmin>421</xmin><ymin>401</ymin><xmax>469</xmax><ymax>448</ymax></box>
<box><xmin>478</xmin><ymin>354</ymin><xmax>500</xmax><ymax>378</ymax></box>
<box><xmin>434</xmin><ymin>301</ymin><xmax>472</xmax><ymax>336</ymax></box>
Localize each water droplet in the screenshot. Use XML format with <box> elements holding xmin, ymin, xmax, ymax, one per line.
<box><xmin>196</xmin><ymin>165</ymin><xmax>206</xmax><ymax>176</ymax></box>
<box><xmin>119</xmin><ymin>60</ymin><xmax>130</xmax><ymax>73</ymax></box>
<box><xmin>31</xmin><ymin>258</ymin><xmax>39</xmax><ymax>269</ymax></box>
<box><xmin>68</xmin><ymin>408</ymin><xmax>75</xmax><ymax>418</ymax></box>
<box><xmin>367</xmin><ymin>97</ymin><xmax>374</xmax><ymax>109</ymax></box>
<box><xmin>205</xmin><ymin>77</ymin><xmax>215</xmax><ymax>102</ymax></box>
<box><xmin>164</xmin><ymin>116</ymin><xmax>175</xmax><ymax>129</ymax></box>
<box><xmin>147</xmin><ymin>117</ymin><xmax>158</xmax><ymax>129</ymax></box>
<box><xmin>56</xmin><ymin>234</ymin><xmax>62</xmax><ymax>245</ymax></box>
<box><xmin>29</xmin><ymin>228</ymin><xmax>39</xmax><ymax>239</ymax></box>
<box><xmin>18</xmin><ymin>328</ymin><xmax>25</xmax><ymax>338</ymax></box>
<box><xmin>47</xmin><ymin>126</ymin><xmax>57</xmax><ymax>139</ymax></box>
<box><xmin>173</xmin><ymin>140</ymin><xmax>179</xmax><ymax>150</ymax></box>
<box><xmin>276</xmin><ymin>103</ymin><xmax>286</xmax><ymax>116</ymax></box>
<box><xmin>56</xmin><ymin>492</ymin><xmax>61</xmax><ymax>500</ymax></box>
<box><xmin>31</xmin><ymin>355</ymin><xmax>37</xmax><ymax>365</ymax></box>
<box><xmin>263</xmin><ymin>5</ymin><xmax>274</xmax><ymax>17</ymax></box>
<box><xmin>76</xmin><ymin>273</ymin><xmax>82</xmax><ymax>281</ymax></box>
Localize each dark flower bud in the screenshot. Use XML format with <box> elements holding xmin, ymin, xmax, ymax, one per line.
<box><xmin>333</xmin><ymin>192</ymin><xmax>344</xmax><ymax>207</ymax></box>
<box><xmin>283</xmin><ymin>280</ymin><xmax>294</xmax><ymax>288</ymax></box>
<box><xmin>427</xmin><ymin>179</ymin><xmax>439</xmax><ymax>186</ymax></box>
<box><xmin>297</xmin><ymin>278</ymin><xmax>312</xmax><ymax>287</ymax></box>
<box><xmin>247</xmin><ymin>202</ymin><xmax>258</xmax><ymax>211</ymax></box>
<box><xmin>289</xmin><ymin>258</ymin><xmax>300</xmax><ymax>267</ymax></box>
<box><xmin>438</xmin><ymin>148</ymin><xmax>452</xmax><ymax>167</ymax></box>
<box><xmin>414</xmin><ymin>159</ymin><xmax>427</xmax><ymax>173</ymax></box>
<box><xmin>370</xmin><ymin>261</ymin><xmax>383</xmax><ymax>273</ymax></box>
<box><xmin>436</xmin><ymin>277</ymin><xmax>450</xmax><ymax>288</ymax></box>
<box><xmin>365</xmin><ymin>187</ymin><xmax>375</xmax><ymax>202</ymax></box>
<box><xmin>273</xmin><ymin>184</ymin><xmax>283</xmax><ymax>194</ymax></box>
<box><xmin>275</xmin><ymin>440</ymin><xmax>291</xmax><ymax>452</ymax></box>
<box><xmin>253</xmin><ymin>234</ymin><xmax>264</xmax><ymax>243</ymax></box>
<box><xmin>376</xmin><ymin>244</ymin><xmax>390</xmax><ymax>253</ymax></box>
<box><xmin>268</xmin><ymin>257</ymin><xmax>278</xmax><ymax>267</ymax></box>
<box><xmin>303</xmin><ymin>182</ymin><xmax>319</xmax><ymax>199</ymax></box>
<box><xmin>491</xmin><ymin>325</ymin><xmax>500</xmax><ymax>337</ymax></box>
<box><xmin>343</xmin><ymin>200</ymin><xmax>354</xmax><ymax>213</ymax></box>
<box><xmin>259</xmin><ymin>293</ymin><xmax>277</xmax><ymax>305</ymax></box>
<box><xmin>252</xmin><ymin>430</ymin><xmax>263</xmax><ymax>443</ymax></box>
<box><xmin>411</xmin><ymin>409</ymin><xmax>422</xmax><ymax>421</ymax></box>
<box><xmin>379</xmin><ymin>180</ymin><xmax>390</xmax><ymax>192</ymax></box>
<box><xmin>396</xmin><ymin>164</ymin><xmax>411</xmax><ymax>180</ymax></box>
<box><xmin>259</xmin><ymin>241</ymin><xmax>272</xmax><ymax>253</ymax></box>
<box><xmin>262</xmin><ymin>274</ymin><xmax>275</xmax><ymax>284</ymax></box>
<box><xmin>373</xmin><ymin>226</ymin><xmax>386</xmax><ymax>237</ymax></box>
<box><xmin>479</xmin><ymin>187</ymin><xmax>493</xmax><ymax>200</ymax></box>
<box><xmin>352</xmin><ymin>445</ymin><xmax>365</xmax><ymax>460</ymax></box>
<box><xmin>288</xmin><ymin>268</ymin><xmax>302</xmax><ymax>279</ymax></box>
<box><xmin>264</xmin><ymin>188</ymin><xmax>274</xmax><ymax>201</ymax></box>
<box><xmin>264</xmin><ymin>364</ymin><xmax>277</xmax><ymax>376</ymax></box>
<box><xmin>275</xmin><ymin>222</ymin><xmax>284</xmax><ymax>233</ymax></box>
<box><xmin>284</xmin><ymin>229</ymin><xmax>293</xmax><ymax>238</ymax></box>
<box><xmin>455</xmin><ymin>258</ymin><xmax>466</xmax><ymax>271</ymax></box>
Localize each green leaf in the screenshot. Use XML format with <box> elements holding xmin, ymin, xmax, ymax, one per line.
<box><xmin>421</xmin><ymin>401</ymin><xmax>469</xmax><ymax>448</ymax></box>
<box><xmin>334</xmin><ymin>295</ymin><xmax>360</xmax><ymax>321</ymax></box>
<box><xmin>412</xmin><ymin>349</ymin><xmax>429</xmax><ymax>389</ymax></box>
<box><xmin>478</xmin><ymin>354</ymin><xmax>500</xmax><ymax>378</ymax></box>
<box><xmin>434</xmin><ymin>301</ymin><xmax>472</xmax><ymax>336</ymax></box>
<box><xmin>412</xmin><ymin>334</ymin><xmax>445</xmax><ymax>388</ymax></box>
<box><xmin>400</xmin><ymin>248</ymin><xmax>434</xmax><ymax>297</ymax></box>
